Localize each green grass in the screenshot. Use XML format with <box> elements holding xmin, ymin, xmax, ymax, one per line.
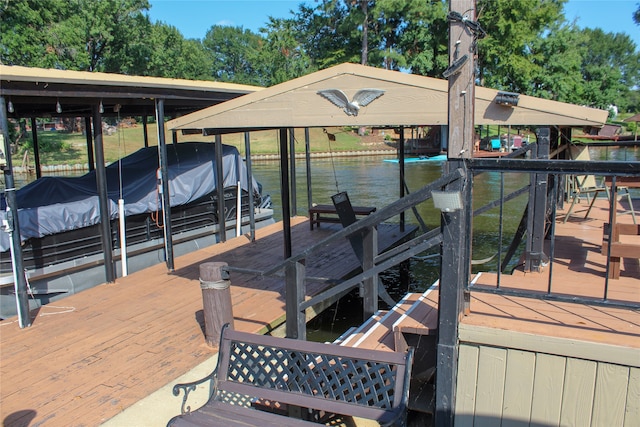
<box><xmin>15</xmin><ymin>125</ymin><xmax>385</xmax><ymax>167</ymax></box>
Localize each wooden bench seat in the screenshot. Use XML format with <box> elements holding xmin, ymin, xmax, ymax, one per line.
<box><xmin>168</xmin><ymin>324</ymin><xmax>414</xmax><ymax>427</ymax></box>
<box><xmin>602</xmin><ymin>223</ymin><xmax>640</xmax><ymax>279</ymax></box>
<box><xmin>309</xmin><ymin>204</ymin><xmax>376</xmax><ymax>230</ymax></box>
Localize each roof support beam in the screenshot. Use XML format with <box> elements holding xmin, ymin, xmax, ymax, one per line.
<box><xmin>92</xmin><ymin>104</ymin><xmax>116</xmax><ymax>284</ymax></box>
<box><xmin>1</xmin><ymin>96</ymin><xmax>30</xmax><ymax>328</ymax></box>
<box><xmin>156</xmin><ymin>99</ymin><xmax>175</xmax><ymax>271</ymax></box>
<box><xmin>214</xmin><ymin>134</ymin><xmax>226</xmax><ymax>244</ymax></box>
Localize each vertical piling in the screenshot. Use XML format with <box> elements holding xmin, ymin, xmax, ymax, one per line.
<box><xmin>199</xmin><ymin>262</ymin><xmax>234</xmax><ymax>347</ymax></box>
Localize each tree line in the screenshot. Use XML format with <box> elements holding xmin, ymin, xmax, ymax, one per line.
<box><xmin>1</xmin><ymin>0</ymin><xmax>639</xmax><ymax>114</ymax></box>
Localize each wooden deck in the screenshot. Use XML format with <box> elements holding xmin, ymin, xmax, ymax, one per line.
<box><xmin>0</xmin><ymin>216</ymin><xmax>415</xmax><ymax>427</ymax></box>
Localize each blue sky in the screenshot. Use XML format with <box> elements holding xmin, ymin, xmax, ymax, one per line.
<box><xmin>147</xmin><ymin>0</ymin><xmax>640</xmax><ymax>47</ymax></box>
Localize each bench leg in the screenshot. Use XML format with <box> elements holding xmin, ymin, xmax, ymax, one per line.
<box><xmin>608</xmin><ymin>256</ymin><xmax>621</xmax><ymax>279</ymax></box>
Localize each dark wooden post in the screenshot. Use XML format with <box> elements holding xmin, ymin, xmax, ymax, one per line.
<box><xmin>156</xmin><ymin>98</ymin><xmax>174</xmax><ymax>271</ymax></box>
<box><xmin>279</xmin><ymin>128</ymin><xmax>292</xmax><ymax>258</ymax></box>
<box><xmin>362</xmin><ymin>226</ymin><xmax>378</xmax><ymax>319</ymax></box>
<box><xmin>305</xmin><ymin>128</ymin><xmax>312</xmax><ymax>211</ymax></box>
<box><xmin>214</xmin><ymin>134</ymin><xmax>226</xmax><ymax>243</ymax></box>
<box><xmin>142</xmin><ymin>115</ymin><xmax>149</xmax><ymax>148</ymax></box>
<box><xmin>525</xmin><ymin>127</ymin><xmax>550</xmax><ymax>272</ymax></box>
<box><xmin>30</xmin><ymin>118</ymin><xmax>42</xmax><ymax>179</ymax></box>
<box><xmin>84</xmin><ymin>116</ymin><xmax>95</xmax><ymax>172</ymax></box>
<box><xmin>285</xmin><ymin>259</ymin><xmax>306</xmax><ymax>340</ymax></box>
<box><xmin>244</xmin><ymin>132</ymin><xmax>256</xmax><ymax>241</ymax></box>
<box><xmin>1</xmin><ymin>96</ymin><xmax>30</xmax><ymax>328</ymax></box>
<box><xmin>436</xmin><ymin>0</ymin><xmax>476</xmax><ymax>425</ymax></box>
<box><xmin>200</xmin><ymin>262</ymin><xmax>234</xmax><ymax>347</ymax></box>
<box><xmin>93</xmin><ymin>103</ymin><xmax>116</xmax><ymax>283</ymax></box>
<box><xmin>289</xmin><ymin>128</ymin><xmax>297</xmax><ymax>216</ymax></box>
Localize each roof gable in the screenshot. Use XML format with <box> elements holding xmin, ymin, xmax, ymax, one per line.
<box><xmin>167</xmin><ymin>63</ymin><xmax>608</xmax><ymax>131</ymax></box>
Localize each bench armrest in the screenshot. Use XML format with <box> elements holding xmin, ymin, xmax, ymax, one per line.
<box><xmin>172</xmin><ymin>370</ymin><xmax>218</xmax><ymax>415</ymax></box>
<box><xmin>172</xmin><ymin>324</ymin><xmax>231</xmax><ymax>414</ymax></box>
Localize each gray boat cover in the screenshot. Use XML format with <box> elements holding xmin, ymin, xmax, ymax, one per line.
<box><xmin>0</xmin><ymin>142</ymin><xmax>260</xmax><ymax>252</ymax></box>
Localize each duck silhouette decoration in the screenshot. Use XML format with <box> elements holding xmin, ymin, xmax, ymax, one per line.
<box><xmin>317</xmin><ymin>89</ymin><xmax>385</xmax><ymax>116</ymax></box>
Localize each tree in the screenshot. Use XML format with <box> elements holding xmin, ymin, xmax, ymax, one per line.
<box><xmin>202</xmin><ymin>25</ymin><xmax>264</xmax><ymax>85</ymax></box>
<box><xmin>476</xmin><ymin>0</ymin><xmax>567</xmax><ymax>92</ymax></box>
<box><xmin>292</xmin><ymin>1</ymin><xmax>361</xmax><ymax>69</ymax></box>
<box><xmin>398</xmin><ymin>0</ymin><xmax>449</xmax><ymax>77</ymax></box>
<box><xmin>256</xmin><ymin>17</ymin><xmax>315</xmax><ymax>86</ymax></box>
<box><xmin>576</xmin><ymin>28</ymin><xmax>639</xmax><ymax>110</ymax></box>
<box><xmin>1</xmin><ymin>0</ymin><xmax>78</xmax><ymax>68</ymax></box>
<box><xmin>528</xmin><ymin>24</ymin><xmax>585</xmax><ymax>103</ymax></box>
<box><xmin>143</xmin><ymin>23</ymin><xmax>213</xmax><ymax>80</ymax></box>
<box><xmin>0</xmin><ymin>0</ymin><xmax>152</xmax><ymax>72</ymax></box>
<box><xmin>74</xmin><ymin>0</ymin><xmax>152</xmax><ymax>72</ymax></box>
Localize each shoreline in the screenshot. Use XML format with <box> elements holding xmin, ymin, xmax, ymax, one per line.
<box><xmin>11</xmin><ymin>148</ymin><xmax>400</xmax><ymax>174</ymax></box>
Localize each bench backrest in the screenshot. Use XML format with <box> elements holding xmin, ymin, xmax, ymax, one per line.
<box><xmin>215</xmin><ymin>327</ymin><xmax>413</xmax><ymax>424</ymax></box>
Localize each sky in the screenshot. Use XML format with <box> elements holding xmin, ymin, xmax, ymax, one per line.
<box><xmin>148</xmin><ymin>0</ymin><xmax>640</xmax><ymax>47</ymax></box>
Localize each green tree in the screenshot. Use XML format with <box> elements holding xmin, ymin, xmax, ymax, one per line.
<box><xmin>202</xmin><ymin>25</ymin><xmax>264</xmax><ymax>85</ymax></box>
<box><xmin>576</xmin><ymin>28</ymin><xmax>639</xmax><ymax>110</ymax></box>
<box><xmin>1</xmin><ymin>0</ymin><xmax>152</xmax><ymax>72</ymax></box>
<box><xmin>143</xmin><ymin>22</ymin><xmax>213</xmax><ymax>80</ymax></box>
<box><xmin>398</xmin><ymin>0</ymin><xmax>449</xmax><ymax>77</ymax></box>
<box><xmin>529</xmin><ymin>24</ymin><xmax>585</xmax><ymax>103</ymax></box>
<box><xmin>1</xmin><ymin>0</ymin><xmax>76</xmax><ymax>68</ymax></box>
<box><xmin>73</xmin><ymin>0</ymin><xmax>151</xmax><ymax>72</ymax></box>
<box><xmin>256</xmin><ymin>17</ymin><xmax>315</xmax><ymax>86</ymax></box>
<box><xmin>292</xmin><ymin>1</ymin><xmax>361</xmax><ymax>69</ymax></box>
<box><xmin>476</xmin><ymin>0</ymin><xmax>567</xmax><ymax>92</ymax></box>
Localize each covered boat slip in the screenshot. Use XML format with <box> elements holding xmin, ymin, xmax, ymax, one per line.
<box><xmin>0</xmin><ymin>64</ymin><xmax>268</xmax><ymax>326</ymax></box>
<box><xmin>0</xmin><ymin>142</ymin><xmax>274</xmax><ymax>318</ymax></box>
<box><xmin>0</xmin><ymin>217</ymin><xmax>416</xmax><ymax>426</ymax></box>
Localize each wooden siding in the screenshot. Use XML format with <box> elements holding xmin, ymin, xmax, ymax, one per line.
<box><xmin>455</xmin><ymin>325</ymin><xmax>640</xmax><ymax>426</ymax></box>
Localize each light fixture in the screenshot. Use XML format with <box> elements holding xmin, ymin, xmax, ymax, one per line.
<box><xmin>7</xmin><ymin>99</ymin><xmax>14</xmax><ymax>113</ymax></box>
<box><xmin>56</xmin><ymin>99</ymin><xmax>62</xmax><ymax>114</ymax></box>
<box><xmin>432</xmin><ymin>191</ymin><xmax>463</xmax><ymax>212</ymax></box>
<box><xmin>99</xmin><ymin>99</ymin><xmax>104</xmax><ymax>114</ymax></box>
<box><xmin>495</xmin><ymin>91</ymin><xmax>520</xmax><ymax>107</ymax></box>
<box><xmin>442</xmin><ymin>54</ymin><xmax>468</xmax><ymax>79</ymax></box>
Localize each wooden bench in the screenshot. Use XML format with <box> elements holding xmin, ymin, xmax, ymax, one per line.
<box><xmin>309</xmin><ymin>204</ymin><xmax>376</xmax><ymax>230</ymax></box>
<box><xmin>168</xmin><ymin>324</ymin><xmax>414</xmax><ymax>427</ymax></box>
<box><xmin>602</xmin><ymin>223</ymin><xmax>640</xmax><ymax>279</ymax></box>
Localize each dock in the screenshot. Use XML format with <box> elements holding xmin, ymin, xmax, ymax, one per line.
<box><xmin>2</xmin><ymin>196</ymin><xmax>639</xmax><ymax>426</ymax></box>
<box><xmin>0</xmin><ymin>216</ymin><xmax>414</xmax><ymax>426</ymax></box>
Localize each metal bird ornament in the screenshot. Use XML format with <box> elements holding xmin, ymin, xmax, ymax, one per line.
<box><xmin>317</xmin><ymin>89</ymin><xmax>385</xmax><ymax>116</ymax></box>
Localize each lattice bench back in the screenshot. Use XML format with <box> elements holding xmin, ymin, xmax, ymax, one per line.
<box><xmin>216</xmin><ymin>326</ymin><xmax>413</xmax><ymax>425</ymax></box>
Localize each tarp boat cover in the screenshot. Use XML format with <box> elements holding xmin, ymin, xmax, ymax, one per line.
<box><xmin>0</xmin><ymin>142</ymin><xmax>260</xmax><ymax>252</ymax></box>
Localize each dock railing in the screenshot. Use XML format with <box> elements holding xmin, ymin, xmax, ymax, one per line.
<box><xmin>227</xmin><ymin>149</ymin><xmax>638</xmax><ymax>339</ymax></box>
<box><xmin>468</xmin><ymin>157</ymin><xmax>639</xmax><ymax>310</ymax></box>
<box><xmin>227</xmin><ymin>168</ymin><xmax>466</xmax><ymax>339</ymax></box>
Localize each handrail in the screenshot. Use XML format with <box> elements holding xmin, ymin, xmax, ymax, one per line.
<box><xmin>245</xmin><ymin>168</ymin><xmax>466</xmax><ymax>277</ymax></box>
<box><xmin>470</xmin><ymin>158</ymin><xmax>640</xmax><ymax>175</ymax></box>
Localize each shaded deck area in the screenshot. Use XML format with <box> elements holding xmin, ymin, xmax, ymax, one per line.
<box><xmin>0</xmin><ymin>217</ymin><xmax>414</xmax><ymax>427</ymax></box>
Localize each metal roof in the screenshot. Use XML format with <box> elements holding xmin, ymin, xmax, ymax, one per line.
<box><xmin>167</xmin><ymin>63</ymin><xmax>608</xmax><ymax>132</ymax></box>
<box><xmin>0</xmin><ymin>65</ymin><xmax>263</xmax><ymax>118</ymax></box>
